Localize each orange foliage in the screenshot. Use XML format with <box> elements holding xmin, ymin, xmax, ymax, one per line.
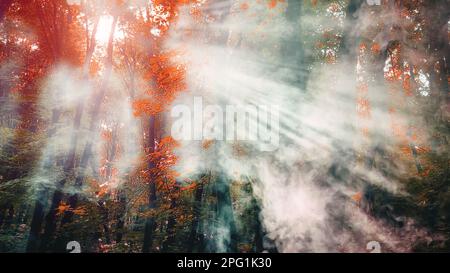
<box><xmin>268</xmin><ymin>0</ymin><xmax>277</xmax><ymax>9</ymax></box>
<box><xmin>71</xmin><ymin>207</ymin><xmax>87</xmax><ymax>216</ymax></box>
<box><xmin>325</xmin><ymin>51</ymin><xmax>336</xmax><ymax>64</ymax></box>
<box><xmin>3</xmin><ymin>0</ymin><xmax>85</xmax><ymax>131</ymax></box>
<box><xmin>133</xmin><ymin>52</ymin><xmax>186</xmax><ymax>116</ymax></box>
<box><xmin>133</xmin><ymin>99</ymin><xmax>163</xmax><ymax>116</ymax></box>
<box><xmin>190</xmin><ymin>5</ymin><xmax>203</xmax><ymax>21</ymax></box>
<box><xmin>57</xmin><ymin>202</ymin><xmax>86</xmax><ymax>216</ymax></box>
<box><xmin>384</xmin><ymin>43</ymin><xmax>403</xmax><ymax>82</ymax></box>
<box><xmin>240</xmin><ymin>3</ymin><xmax>250</xmax><ymax>10</ymax></box>
<box><xmin>144</xmin><ymin>136</ymin><xmax>180</xmax><ymax>188</ymax></box>
<box><xmin>371</xmin><ymin>43</ymin><xmax>381</xmax><ymax>55</ymax></box>
<box><xmin>202</xmin><ymin>139</ymin><xmax>214</xmax><ymax>150</ymax></box>
<box><xmin>351</xmin><ymin>192</ymin><xmax>363</xmax><ymax>203</ymax></box>
<box><xmin>57</xmin><ymin>202</ymin><xmax>71</xmax><ymax>215</ymax></box>
<box><xmin>232</xmin><ymin>143</ymin><xmax>249</xmax><ymax>157</ymax></box>
<box><xmin>268</xmin><ymin>0</ymin><xmax>285</xmax><ymax>9</ymax></box>
<box><xmin>399</xmin><ymin>144</ymin><xmax>413</xmax><ymax>156</ymax></box>
<box><xmin>402</xmin><ymin>63</ymin><xmax>413</xmax><ymax>96</ymax></box>
<box><xmin>359</xmin><ymin>42</ymin><xmax>367</xmax><ymax>52</ymax></box>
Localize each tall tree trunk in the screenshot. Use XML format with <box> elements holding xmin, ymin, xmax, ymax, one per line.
<box><xmin>142</xmin><ymin>115</ymin><xmax>157</xmax><ymax>252</ymax></box>
<box><xmin>115</xmin><ymin>191</ymin><xmax>126</xmax><ymax>243</ymax></box>
<box><xmin>60</xmin><ymin>15</ymin><xmax>118</xmax><ymax>226</ymax></box>
<box><xmin>214</xmin><ymin>174</ymin><xmax>238</xmax><ymax>252</ymax></box>
<box><xmin>187</xmin><ymin>175</ymin><xmax>206</xmax><ymax>252</ymax></box>
<box><xmin>3</xmin><ymin>204</ymin><xmax>14</xmax><ymax>229</ymax></box>
<box><xmin>285</xmin><ymin>0</ymin><xmax>307</xmax><ymax>90</ymax></box>
<box><xmin>253</xmin><ymin>219</ymin><xmax>264</xmax><ymax>252</ymax></box>
<box><xmin>26</xmin><ymin>109</ymin><xmax>61</xmax><ymax>252</ymax></box>
<box><xmin>27</xmin><ymin>13</ymin><xmax>100</xmax><ymax>252</ymax></box>
<box><xmin>342</xmin><ymin>0</ymin><xmax>364</xmax><ymax>58</ymax></box>
<box><xmin>99</xmin><ymin>201</ymin><xmax>111</xmax><ymax>244</ymax></box>
<box><xmin>426</xmin><ymin>1</ymin><xmax>449</xmax><ymax>115</ymax></box>
<box><xmin>0</xmin><ymin>207</ymin><xmax>5</xmax><ymax>230</ymax></box>
<box><xmin>38</xmin><ymin>15</ymin><xmax>112</xmax><ymax>251</ymax></box>
<box><xmin>162</xmin><ymin>193</ymin><xmax>178</xmax><ymax>252</ymax></box>
<box><xmin>247</xmin><ymin>180</ymin><xmax>264</xmax><ymax>253</ymax></box>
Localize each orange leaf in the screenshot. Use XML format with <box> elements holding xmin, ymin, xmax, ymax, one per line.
<box><xmin>351</xmin><ymin>192</ymin><xmax>362</xmax><ymax>203</ymax></box>
<box><xmin>57</xmin><ymin>202</ymin><xmax>70</xmax><ymax>215</ymax></box>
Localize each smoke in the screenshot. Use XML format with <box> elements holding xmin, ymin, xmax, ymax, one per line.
<box><xmin>30</xmin><ymin>65</ymin><xmax>92</xmax><ymax>192</ymax></box>
<box><xmin>1</xmin><ymin>0</ymin><xmax>441</xmax><ymax>253</ymax></box>
<box><xmin>28</xmin><ymin>61</ymin><xmax>141</xmax><ymax>201</ymax></box>
<box><xmin>163</xmin><ymin>1</ymin><xmax>441</xmax><ymax>252</ymax></box>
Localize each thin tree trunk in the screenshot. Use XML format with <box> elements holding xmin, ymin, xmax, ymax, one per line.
<box><xmin>285</xmin><ymin>0</ymin><xmax>308</xmax><ymax>89</ymax></box>
<box><xmin>187</xmin><ymin>175</ymin><xmax>206</xmax><ymax>252</ymax></box>
<box><xmin>142</xmin><ymin>115</ymin><xmax>157</xmax><ymax>252</ymax></box>
<box><xmin>100</xmin><ymin>201</ymin><xmax>111</xmax><ymax>244</ymax></box>
<box><xmin>0</xmin><ymin>207</ymin><xmax>6</xmax><ymax>230</ymax></box>
<box><xmin>162</xmin><ymin>190</ymin><xmax>178</xmax><ymax>252</ymax></box>
<box><xmin>37</xmin><ymin>15</ymin><xmax>107</xmax><ymax>251</ymax></box>
<box><xmin>60</xmin><ymin>15</ymin><xmax>118</xmax><ymax>226</ymax></box>
<box><xmin>253</xmin><ymin>215</ymin><xmax>264</xmax><ymax>252</ymax></box>
<box><xmin>115</xmin><ymin>192</ymin><xmax>126</xmax><ymax>243</ymax></box>
<box><xmin>426</xmin><ymin>1</ymin><xmax>449</xmax><ymax>113</ymax></box>
<box><xmin>26</xmin><ymin>109</ymin><xmax>61</xmax><ymax>252</ymax></box>
<box><xmin>342</xmin><ymin>0</ymin><xmax>364</xmax><ymax>58</ymax></box>
<box><xmin>215</xmin><ymin>174</ymin><xmax>238</xmax><ymax>252</ymax></box>
<box><xmin>3</xmin><ymin>205</ymin><xmax>14</xmax><ymax>229</ymax></box>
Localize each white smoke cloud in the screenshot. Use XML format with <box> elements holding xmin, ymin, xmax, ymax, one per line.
<box><xmin>164</xmin><ymin>1</ymin><xmax>438</xmax><ymax>252</ymax></box>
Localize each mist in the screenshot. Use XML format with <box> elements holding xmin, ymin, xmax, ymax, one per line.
<box><xmin>163</xmin><ymin>0</ymin><xmax>445</xmax><ymax>252</ymax></box>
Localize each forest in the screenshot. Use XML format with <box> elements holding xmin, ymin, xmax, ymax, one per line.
<box><xmin>0</xmin><ymin>0</ymin><xmax>449</xmax><ymax>253</ymax></box>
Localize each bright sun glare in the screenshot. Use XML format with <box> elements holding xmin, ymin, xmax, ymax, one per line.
<box><xmin>95</xmin><ymin>15</ymin><xmax>124</xmax><ymax>45</ymax></box>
